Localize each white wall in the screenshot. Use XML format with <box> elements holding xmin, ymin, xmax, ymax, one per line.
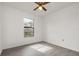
<box><xmin>2</xmin><ymin>6</ymin><xmax>42</xmax><ymax>49</ymax></box>
<box><xmin>0</xmin><ymin>4</ymin><xmax>3</xmax><ymax>54</ymax></box>
<box><xmin>43</xmin><ymin>4</ymin><xmax>79</xmax><ymax>52</ymax></box>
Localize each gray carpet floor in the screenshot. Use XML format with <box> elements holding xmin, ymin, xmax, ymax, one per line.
<box><xmin>1</xmin><ymin>42</ymin><xmax>79</xmax><ymax>56</ymax></box>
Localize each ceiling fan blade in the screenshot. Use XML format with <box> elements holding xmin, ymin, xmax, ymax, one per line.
<box><xmin>42</xmin><ymin>7</ymin><xmax>47</xmax><ymax>11</ymax></box>
<box><xmin>35</xmin><ymin>2</ymin><xmax>41</xmax><ymax>5</ymax></box>
<box><xmin>42</xmin><ymin>2</ymin><xmax>50</xmax><ymax>5</ymax></box>
<box><xmin>35</xmin><ymin>2</ymin><xmax>39</xmax><ymax>4</ymax></box>
<box><xmin>33</xmin><ymin>6</ymin><xmax>39</xmax><ymax>11</ymax></box>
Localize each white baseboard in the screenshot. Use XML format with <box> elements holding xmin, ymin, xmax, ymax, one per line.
<box><xmin>44</xmin><ymin>41</ymin><xmax>79</xmax><ymax>52</ymax></box>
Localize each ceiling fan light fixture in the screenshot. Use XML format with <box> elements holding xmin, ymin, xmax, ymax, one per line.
<box><xmin>38</xmin><ymin>6</ymin><xmax>42</xmax><ymax>10</ymax></box>
<box><xmin>34</xmin><ymin>2</ymin><xmax>50</xmax><ymax>11</ymax></box>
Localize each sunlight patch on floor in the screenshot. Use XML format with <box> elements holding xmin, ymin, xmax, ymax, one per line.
<box><xmin>29</xmin><ymin>44</ymin><xmax>53</xmax><ymax>53</ymax></box>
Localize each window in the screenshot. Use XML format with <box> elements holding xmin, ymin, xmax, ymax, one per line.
<box><xmin>24</xmin><ymin>18</ymin><xmax>34</xmax><ymax>37</ymax></box>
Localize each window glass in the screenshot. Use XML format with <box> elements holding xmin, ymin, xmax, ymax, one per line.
<box><xmin>24</xmin><ymin>18</ymin><xmax>34</xmax><ymax>37</ymax></box>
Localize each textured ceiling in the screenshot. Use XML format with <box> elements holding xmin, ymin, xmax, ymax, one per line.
<box><xmin>2</xmin><ymin>2</ymin><xmax>76</xmax><ymax>17</ymax></box>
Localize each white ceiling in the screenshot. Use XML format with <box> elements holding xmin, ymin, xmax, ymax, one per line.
<box><xmin>3</xmin><ymin>2</ymin><xmax>76</xmax><ymax>17</ymax></box>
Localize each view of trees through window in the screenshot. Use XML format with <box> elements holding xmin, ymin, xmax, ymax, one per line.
<box><xmin>24</xmin><ymin>18</ymin><xmax>34</xmax><ymax>37</ymax></box>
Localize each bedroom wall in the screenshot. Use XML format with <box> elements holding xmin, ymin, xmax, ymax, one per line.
<box><xmin>0</xmin><ymin>4</ymin><xmax>3</xmax><ymax>54</ymax></box>
<box><xmin>2</xmin><ymin>5</ymin><xmax>42</xmax><ymax>49</ymax></box>
<box><xmin>43</xmin><ymin>3</ymin><xmax>79</xmax><ymax>52</ymax></box>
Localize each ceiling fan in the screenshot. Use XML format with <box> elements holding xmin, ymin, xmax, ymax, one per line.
<box><xmin>33</xmin><ymin>2</ymin><xmax>50</xmax><ymax>11</ymax></box>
